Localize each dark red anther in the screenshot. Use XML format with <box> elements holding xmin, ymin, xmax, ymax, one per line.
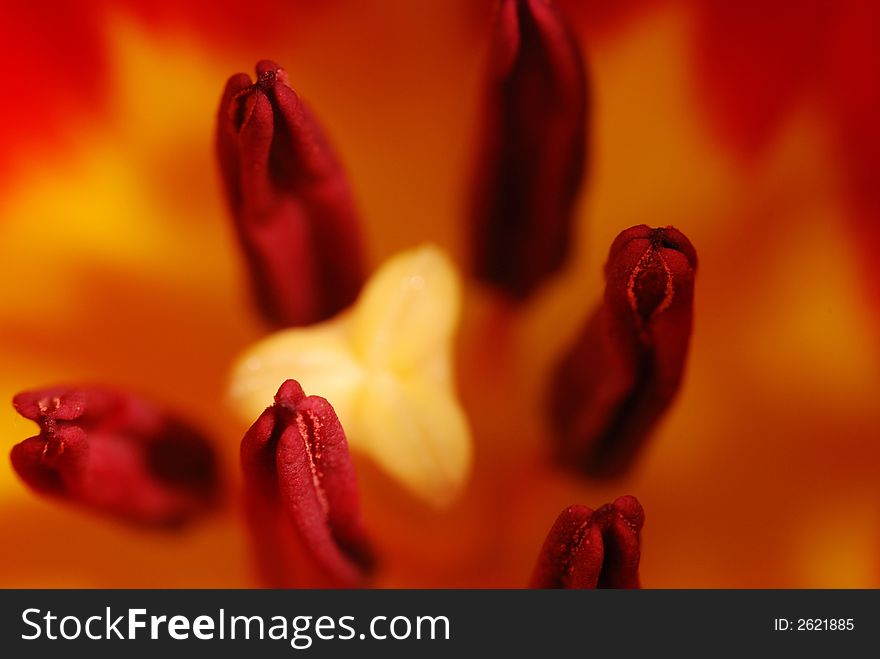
<box><xmin>470</xmin><ymin>0</ymin><xmax>588</xmax><ymax>300</ymax></box>
<box><xmin>550</xmin><ymin>225</ymin><xmax>697</xmax><ymax>477</ymax></box>
<box><xmin>240</xmin><ymin>379</ymin><xmax>374</xmax><ymax>588</ymax></box>
<box><xmin>217</xmin><ymin>60</ymin><xmax>365</xmax><ymax>327</ymax></box>
<box><xmin>9</xmin><ymin>387</ymin><xmax>219</xmax><ymax>528</ymax></box>
<box><xmin>530</xmin><ymin>495</ymin><xmax>644</xmax><ymax>588</ymax></box>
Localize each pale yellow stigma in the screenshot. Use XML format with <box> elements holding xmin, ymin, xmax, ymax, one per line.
<box><xmin>228</xmin><ymin>245</ymin><xmax>472</xmax><ymax>508</ymax></box>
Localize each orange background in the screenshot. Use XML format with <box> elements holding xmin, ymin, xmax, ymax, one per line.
<box><xmin>1</xmin><ymin>0</ymin><xmax>878</xmax><ymax>587</ymax></box>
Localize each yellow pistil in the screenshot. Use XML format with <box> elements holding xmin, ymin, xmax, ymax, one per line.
<box><xmin>228</xmin><ymin>245</ymin><xmax>472</xmax><ymax>508</ymax></box>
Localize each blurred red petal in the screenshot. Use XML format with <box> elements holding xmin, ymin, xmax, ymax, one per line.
<box><xmin>824</xmin><ymin>1</ymin><xmax>880</xmax><ymax>312</ymax></box>
<box><xmin>0</xmin><ymin>1</ymin><xmax>108</xmax><ymax>181</ymax></box>
<box><xmin>691</xmin><ymin>0</ymin><xmax>833</xmax><ymax>159</ymax></box>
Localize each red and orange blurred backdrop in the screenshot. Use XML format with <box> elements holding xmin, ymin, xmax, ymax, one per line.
<box><xmin>1</xmin><ymin>0</ymin><xmax>878</xmax><ymax>587</ymax></box>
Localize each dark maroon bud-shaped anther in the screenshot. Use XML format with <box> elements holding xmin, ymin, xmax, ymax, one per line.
<box><xmin>471</xmin><ymin>0</ymin><xmax>588</xmax><ymax>300</ymax></box>
<box><xmin>10</xmin><ymin>387</ymin><xmax>220</xmax><ymax>527</ymax></box>
<box><xmin>550</xmin><ymin>225</ymin><xmax>697</xmax><ymax>477</ymax></box>
<box><xmin>217</xmin><ymin>60</ymin><xmax>366</xmax><ymax>327</ymax></box>
<box><xmin>530</xmin><ymin>495</ymin><xmax>644</xmax><ymax>588</ymax></box>
<box><xmin>240</xmin><ymin>379</ymin><xmax>374</xmax><ymax>588</ymax></box>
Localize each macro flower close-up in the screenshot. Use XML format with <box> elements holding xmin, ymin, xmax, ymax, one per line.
<box><xmin>1</xmin><ymin>0</ymin><xmax>879</xmax><ymax>589</ymax></box>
